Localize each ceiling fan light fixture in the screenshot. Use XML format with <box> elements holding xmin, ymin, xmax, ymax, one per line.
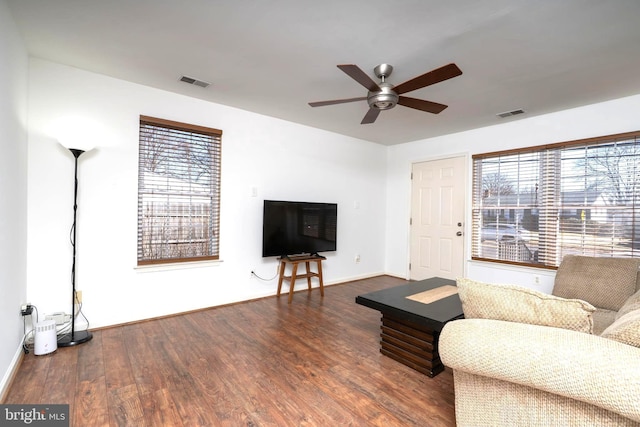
<box><xmin>372</xmin><ymin>100</ymin><xmax>394</xmax><ymax>109</ymax></box>
<box><xmin>368</xmin><ymin>83</ymin><xmax>399</xmax><ymax>110</ymax></box>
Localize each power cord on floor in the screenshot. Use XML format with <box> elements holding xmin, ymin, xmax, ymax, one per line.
<box><xmin>56</xmin><ymin>297</ymin><xmax>91</xmax><ymax>337</ymax></box>
<box><xmin>22</xmin><ymin>304</ymin><xmax>39</xmax><ymax>354</ymax></box>
<box><xmin>251</xmin><ymin>262</ymin><xmax>280</xmax><ymax>281</ymax></box>
<box><xmin>74</xmin><ymin>296</ymin><xmax>91</xmax><ymax>332</ymax></box>
<box><xmin>21</xmin><ymin>298</ymin><xmax>92</xmax><ymax>354</ymax></box>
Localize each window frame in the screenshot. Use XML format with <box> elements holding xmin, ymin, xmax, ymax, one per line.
<box><xmin>137</xmin><ymin>115</ymin><xmax>222</xmax><ymax>266</ymax></box>
<box><xmin>472</xmin><ymin>130</ymin><xmax>640</xmax><ymax>269</ymax></box>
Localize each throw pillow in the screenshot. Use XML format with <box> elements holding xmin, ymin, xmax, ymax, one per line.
<box><xmin>552</xmin><ymin>255</ymin><xmax>640</xmax><ymax>311</ymax></box>
<box><xmin>457</xmin><ymin>278</ymin><xmax>595</xmax><ymax>333</ymax></box>
<box><xmin>601</xmin><ymin>309</ymin><xmax>640</xmax><ymax>348</ymax></box>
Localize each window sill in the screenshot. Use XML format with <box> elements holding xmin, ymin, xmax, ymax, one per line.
<box><xmin>134</xmin><ymin>259</ymin><xmax>223</xmax><ymax>273</ymax></box>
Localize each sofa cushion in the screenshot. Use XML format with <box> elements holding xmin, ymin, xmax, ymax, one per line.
<box><xmin>553</xmin><ymin>255</ymin><xmax>640</xmax><ymax>311</ymax></box>
<box><xmin>457</xmin><ymin>278</ymin><xmax>595</xmax><ymax>333</ymax></box>
<box><xmin>601</xmin><ymin>309</ymin><xmax>640</xmax><ymax>348</ymax></box>
<box><xmin>592</xmin><ymin>309</ymin><xmax>617</xmax><ymax>335</ymax></box>
<box><xmin>617</xmin><ymin>288</ymin><xmax>640</xmax><ymax>320</ymax></box>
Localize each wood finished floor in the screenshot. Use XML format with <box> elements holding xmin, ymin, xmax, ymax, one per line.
<box><xmin>5</xmin><ymin>276</ymin><xmax>456</xmax><ymax>426</ymax></box>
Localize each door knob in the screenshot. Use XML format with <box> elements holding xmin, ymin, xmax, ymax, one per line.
<box><xmin>456</xmin><ymin>231</ymin><xmax>462</xmax><ymax>236</ymax></box>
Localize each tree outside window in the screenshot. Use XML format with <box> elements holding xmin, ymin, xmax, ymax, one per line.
<box><xmin>137</xmin><ymin>116</ymin><xmax>222</xmax><ymax>265</ymax></box>
<box><xmin>472</xmin><ymin>131</ymin><xmax>639</xmax><ymax>268</ymax></box>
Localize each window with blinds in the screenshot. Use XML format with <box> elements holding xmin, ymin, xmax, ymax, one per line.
<box><xmin>472</xmin><ymin>131</ymin><xmax>639</xmax><ymax>268</ymax></box>
<box><xmin>137</xmin><ymin>116</ymin><xmax>222</xmax><ymax>265</ymax></box>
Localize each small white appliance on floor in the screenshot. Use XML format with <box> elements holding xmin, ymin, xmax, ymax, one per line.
<box><xmin>34</xmin><ymin>319</ymin><xmax>58</xmax><ymax>355</ymax></box>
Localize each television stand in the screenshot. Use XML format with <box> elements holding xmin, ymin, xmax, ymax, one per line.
<box><xmin>277</xmin><ymin>254</ymin><xmax>326</xmax><ymax>304</ymax></box>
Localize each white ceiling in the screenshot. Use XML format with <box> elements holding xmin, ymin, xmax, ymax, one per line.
<box><xmin>7</xmin><ymin>0</ymin><xmax>640</xmax><ymax>145</ymax></box>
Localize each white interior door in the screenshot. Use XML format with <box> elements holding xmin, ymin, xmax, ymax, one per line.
<box><xmin>410</xmin><ymin>156</ymin><xmax>466</xmax><ymax>280</ymax></box>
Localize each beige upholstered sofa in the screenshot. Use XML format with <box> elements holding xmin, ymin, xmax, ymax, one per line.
<box><xmin>440</xmin><ymin>256</ymin><xmax>640</xmax><ymax>426</ymax></box>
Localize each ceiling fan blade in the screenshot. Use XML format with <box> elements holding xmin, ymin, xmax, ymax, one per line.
<box><xmin>361</xmin><ymin>108</ymin><xmax>381</xmax><ymax>124</ymax></box>
<box><xmin>398</xmin><ymin>96</ymin><xmax>448</xmax><ymax>114</ymax></box>
<box><xmin>308</xmin><ymin>96</ymin><xmax>367</xmax><ymax>107</ymax></box>
<box><xmin>337</xmin><ymin>64</ymin><xmax>380</xmax><ymax>92</ymax></box>
<box><xmin>394</xmin><ymin>63</ymin><xmax>462</xmax><ymax>95</ymax></box>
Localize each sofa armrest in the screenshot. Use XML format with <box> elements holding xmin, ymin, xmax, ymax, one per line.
<box><xmin>440</xmin><ymin>318</ymin><xmax>640</xmax><ymax>422</ymax></box>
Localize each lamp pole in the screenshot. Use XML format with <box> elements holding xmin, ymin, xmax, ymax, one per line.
<box><xmin>58</xmin><ymin>148</ymin><xmax>93</xmax><ymax>347</ymax></box>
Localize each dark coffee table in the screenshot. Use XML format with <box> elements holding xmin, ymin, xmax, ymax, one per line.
<box><xmin>355</xmin><ymin>277</ymin><xmax>463</xmax><ymax>377</ymax></box>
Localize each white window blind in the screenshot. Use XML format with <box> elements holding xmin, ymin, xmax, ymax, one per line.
<box><xmin>137</xmin><ymin>116</ymin><xmax>222</xmax><ymax>265</ymax></box>
<box><xmin>472</xmin><ymin>131</ymin><xmax>639</xmax><ymax>268</ymax></box>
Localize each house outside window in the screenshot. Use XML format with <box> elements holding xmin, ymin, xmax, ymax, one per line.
<box><xmin>472</xmin><ymin>131</ymin><xmax>639</xmax><ymax>268</ymax></box>
<box><xmin>137</xmin><ymin>116</ymin><xmax>222</xmax><ymax>265</ymax></box>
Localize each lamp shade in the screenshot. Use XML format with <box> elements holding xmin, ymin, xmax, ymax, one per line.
<box><xmin>57</xmin><ymin>134</ymin><xmax>95</xmax><ymax>153</ymax></box>
<box><xmin>50</xmin><ymin>116</ymin><xmax>101</xmax><ymax>152</ymax></box>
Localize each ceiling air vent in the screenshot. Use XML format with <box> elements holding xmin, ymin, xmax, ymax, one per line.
<box><xmin>496</xmin><ymin>109</ymin><xmax>525</xmax><ymax>118</ymax></box>
<box><xmin>179</xmin><ymin>75</ymin><xmax>211</xmax><ymax>88</ymax></box>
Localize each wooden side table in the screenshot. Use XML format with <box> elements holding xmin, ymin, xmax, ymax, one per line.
<box><xmin>277</xmin><ymin>255</ymin><xmax>325</xmax><ymax>303</ymax></box>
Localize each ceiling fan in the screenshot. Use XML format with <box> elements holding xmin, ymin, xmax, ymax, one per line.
<box><xmin>309</xmin><ymin>63</ymin><xmax>462</xmax><ymax>124</ymax></box>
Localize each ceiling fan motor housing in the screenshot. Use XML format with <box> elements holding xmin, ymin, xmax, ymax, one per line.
<box><xmin>368</xmin><ymin>82</ymin><xmax>399</xmax><ymax>110</ymax></box>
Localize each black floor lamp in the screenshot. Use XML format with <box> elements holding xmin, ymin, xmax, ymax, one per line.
<box><xmin>58</xmin><ymin>147</ymin><xmax>93</xmax><ymax>347</ymax></box>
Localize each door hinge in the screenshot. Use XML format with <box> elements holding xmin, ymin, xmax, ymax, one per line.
<box><xmin>409</xmin><ymin>263</ymin><xmax>412</xmax><ymax>270</ymax></box>
<box><xmin>410</xmin><ymin>217</ymin><xmax>412</xmax><ymax>225</ymax></box>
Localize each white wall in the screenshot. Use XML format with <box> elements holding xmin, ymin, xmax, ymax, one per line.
<box><xmin>26</xmin><ymin>59</ymin><xmax>388</xmax><ymax>328</ymax></box>
<box><xmin>0</xmin><ymin>0</ymin><xmax>28</xmax><ymax>398</ymax></box>
<box><xmin>386</xmin><ymin>93</ymin><xmax>640</xmax><ymax>292</ymax></box>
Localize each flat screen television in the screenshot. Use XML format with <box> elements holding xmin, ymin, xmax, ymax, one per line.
<box><xmin>262</xmin><ymin>200</ymin><xmax>337</xmax><ymax>257</ymax></box>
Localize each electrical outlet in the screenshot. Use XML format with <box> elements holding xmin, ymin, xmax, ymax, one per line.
<box><xmin>533</xmin><ymin>275</ymin><xmax>540</xmax><ymax>285</ymax></box>
<box><xmin>20</xmin><ymin>304</ymin><xmax>33</xmax><ymax>316</ymax></box>
<box><xmin>355</xmin><ymin>254</ymin><xmax>361</xmax><ymax>263</ymax></box>
<box><xmin>75</xmin><ymin>290</ymin><xmax>82</xmax><ymax>303</ymax></box>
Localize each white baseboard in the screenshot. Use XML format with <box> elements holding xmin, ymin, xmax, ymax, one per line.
<box><xmin>325</xmin><ymin>271</ymin><xmax>390</xmax><ymax>286</ymax></box>
<box><xmin>382</xmin><ymin>272</ymin><xmax>410</xmax><ymax>280</ymax></box>
<box><xmin>0</xmin><ymin>344</ymin><xmax>24</xmax><ymax>402</ymax></box>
